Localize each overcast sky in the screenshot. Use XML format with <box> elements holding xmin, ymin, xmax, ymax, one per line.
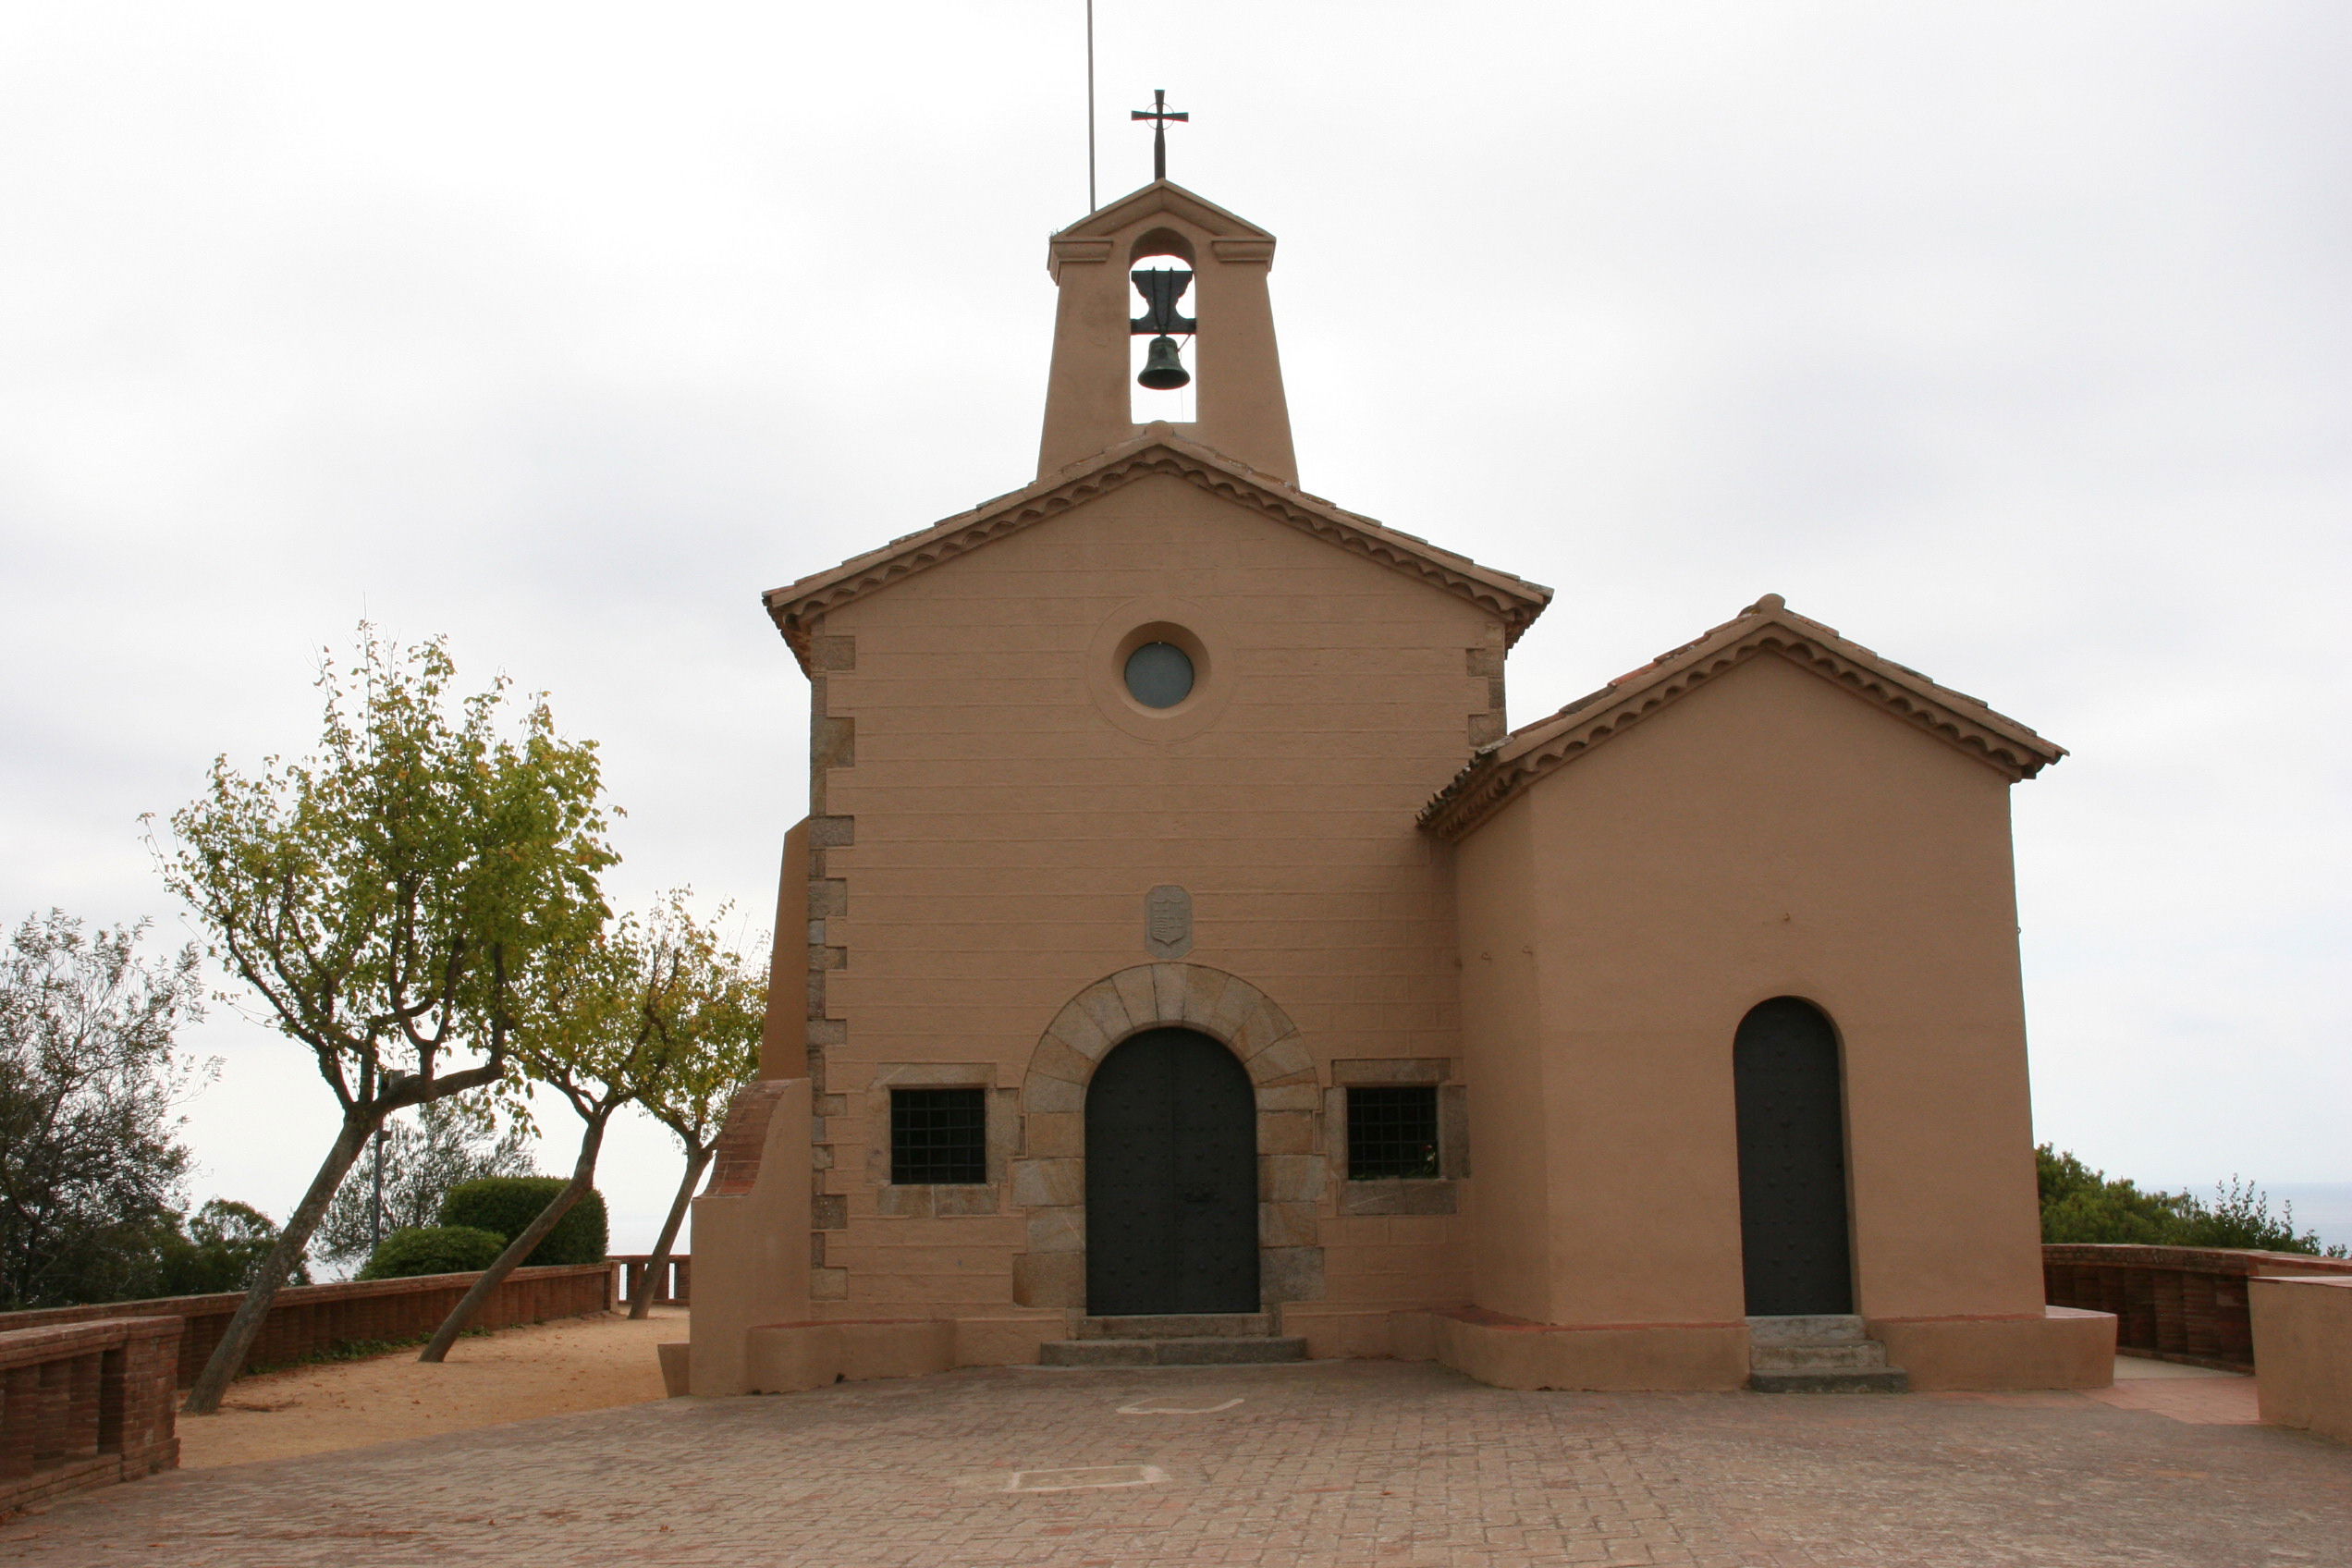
<box><xmin>3</xmin><ymin>2</ymin><xmax>2345</xmax><ymax>1252</ymax></box>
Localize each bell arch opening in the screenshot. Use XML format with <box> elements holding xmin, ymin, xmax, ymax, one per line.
<box><xmin>1129</xmin><ymin>243</ymin><xmax>1197</xmax><ymax>425</ymax></box>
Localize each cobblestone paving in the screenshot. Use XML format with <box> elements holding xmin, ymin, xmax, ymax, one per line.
<box><xmin>5</xmin><ymin>1361</ymin><xmax>2347</xmax><ymax>1567</ymax></box>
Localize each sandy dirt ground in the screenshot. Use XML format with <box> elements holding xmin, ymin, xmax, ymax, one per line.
<box><xmin>176</xmin><ymin>1307</ymin><xmax>683</xmax><ymax>1469</ymax></box>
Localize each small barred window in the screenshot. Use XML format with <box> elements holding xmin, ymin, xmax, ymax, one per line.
<box><xmin>1346</xmin><ymin>1085</ymin><xmax>1440</xmax><ymax>1180</ymax></box>
<box><xmin>890</xmin><ymin>1087</ymin><xmax>988</xmax><ymax>1184</ymax></box>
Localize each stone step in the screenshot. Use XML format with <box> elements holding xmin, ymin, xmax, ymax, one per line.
<box><xmin>1751</xmin><ymin>1341</ymin><xmax>1890</xmax><ymax>1372</ymax></box>
<box><xmin>1075</xmin><ymin>1313</ymin><xmax>1274</xmax><ymax>1341</ymax></box>
<box><xmin>1746</xmin><ymin>1314</ymin><xmax>1868</xmax><ymax>1346</ymax></box>
<box><xmin>1749</xmin><ymin>1366</ymin><xmax>1912</xmax><ymax>1394</ymax></box>
<box><xmin>1040</xmin><ymin>1336</ymin><xmax>1307</xmax><ymax>1367</ymax></box>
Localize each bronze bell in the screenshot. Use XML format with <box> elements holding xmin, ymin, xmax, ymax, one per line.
<box><xmin>1137</xmin><ymin>334</ymin><xmax>1191</xmax><ymax>390</ymax></box>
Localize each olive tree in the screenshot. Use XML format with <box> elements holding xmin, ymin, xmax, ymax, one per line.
<box><xmin>419</xmin><ymin>896</ymin><xmax>719</xmax><ymax>1360</ymax></box>
<box><xmin>154</xmin><ymin>629</ymin><xmax>613</xmax><ymax>1412</ymax></box>
<box><xmin>630</xmin><ymin>915</ymin><xmax>764</xmax><ymax>1318</ymax></box>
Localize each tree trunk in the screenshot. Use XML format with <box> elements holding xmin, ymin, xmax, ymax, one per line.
<box><xmin>629</xmin><ymin>1144</ymin><xmax>711</xmax><ymax>1320</ymax></box>
<box><xmin>181</xmin><ymin>1111</ymin><xmax>376</xmax><ymax>1415</ymax></box>
<box><xmin>418</xmin><ymin>1111</ymin><xmax>611</xmax><ymax>1362</ymax></box>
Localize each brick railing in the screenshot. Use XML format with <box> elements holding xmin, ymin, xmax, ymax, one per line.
<box><xmin>611</xmin><ymin>1255</ymin><xmax>690</xmax><ymax>1307</ymax></box>
<box><xmin>2043</xmin><ymin>1244</ymin><xmax>2352</xmax><ymax>1372</ymax></box>
<box><xmin>0</xmin><ymin>1264</ymin><xmax>614</xmax><ymax>1390</ymax></box>
<box><xmin>1</xmin><ymin>1317</ymin><xmax>179</xmax><ymax>1516</ymax></box>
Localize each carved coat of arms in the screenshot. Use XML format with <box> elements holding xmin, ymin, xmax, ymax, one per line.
<box><xmin>1145</xmin><ymin>885</ymin><xmax>1193</xmax><ymax>958</ymax></box>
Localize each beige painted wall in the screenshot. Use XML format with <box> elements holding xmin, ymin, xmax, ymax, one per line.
<box><xmin>1450</xmin><ymin>792</ymin><xmax>1550</xmax><ymax>1318</ymax></box>
<box><xmin>758</xmin><ymin>819</ymin><xmax>809</xmax><ymax>1081</ymax></box>
<box><xmin>2251</xmin><ymin>1276</ymin><xmax>2352</xmax><ymax>1441</ymax></box>
<box><xmin>688</xmin><ymin>1079</ymin><xmax>814</xmax><ymax>1395</ymax></box>
<box><xmin>1454</xmin><ymin>649</ymin><xmax>2046</xmax><ymax>1327</ymax></box>
<box><xmin>800</xmin><ymin>470</ymin><xmax>1504</xmax><ymax>1317</ymax></box>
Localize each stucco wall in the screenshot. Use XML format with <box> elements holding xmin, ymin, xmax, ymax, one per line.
<box><xmin>1453</xmin><ymin>648</ymin><xmax>2045</xmax><ymax>1327</ymax></box>
<box><xmin>2251</xmin><ymin>1276</ymin><xmax>2352</xmax><ymax>1441</ymax></box>
<box><xmin>1450</xmin><ymin>791</ymin><xmax>1551</xmax><ymax>1320</ymax></box>
<box><xmin>796</xmin><ymin>470</ymin><xmax>1504</xmax><ymax>1317</ymax></box>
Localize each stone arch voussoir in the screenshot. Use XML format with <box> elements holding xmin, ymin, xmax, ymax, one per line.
<box><xmin>1011</xmin><ymin>963</ymin><xmax>1325</xmax><ymax>1313</ymax></box>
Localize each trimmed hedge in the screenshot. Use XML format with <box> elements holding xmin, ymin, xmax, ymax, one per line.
<box><xmin>437</xmin><ymin>1177</ymin><xmax>607</xmax><ymax>1266</ymax></box>
<box><xmin>358</xmin><ymin>1225</ymin><xmax>508</xmax><ymax>1280</ymax></box>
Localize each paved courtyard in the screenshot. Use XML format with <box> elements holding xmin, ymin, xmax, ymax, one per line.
<box><xmin>4</xmin><ymin>1359</ymin><xmax>2347</xmax><ymax>1567</ymax></box>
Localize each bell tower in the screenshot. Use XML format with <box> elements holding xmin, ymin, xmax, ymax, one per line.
<box><xmin>1036</xmin><ymin>181</ymin><xmax>1298</xmax><ymax>484</ymax></box>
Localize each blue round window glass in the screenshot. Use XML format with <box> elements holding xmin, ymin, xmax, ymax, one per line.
<box><xmin>1123</xmin><ymin>641</ymin><xmax>1195</xmax><ymax>708</ymax></box>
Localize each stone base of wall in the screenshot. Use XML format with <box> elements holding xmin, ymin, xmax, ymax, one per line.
<box><xmin>1432</xmin><ymin>1309</ymin><xmax>1751</xmax><ymax>1391</ymax></box>
<box><xmin>744</xmin><ymin>1319</ymin><xmax>954</xmax><ymax>1392</ymax></box>
<box><xmin>2250</xmin><ymin>1277</ymin><xmax>2352</xmax><ymax>1442</ymax></box>
<box><xmin>675</xmin><ymin>1300</ymin><xmax>2125</xmax><ymax>1398</ymax></box>
<box><xmin>656</xmin><ymin>1341</ymin><xmax>692</xmax><ymax>1398</ymax></box>
<box><xmin>681</xmin><ymin>1309</ymin><xmax>1072</xmax><ymax>1396</ymax></box>
<box><xmin>949</xmin><ymin>1313</ymin><xmax>1070</xmax><ymax>1369</ymax></box>
<box><xmin>1276</xmin><ymin>1305</ymin><xmax>1441</xmax><ymax>1362</ymax></box>
<box><xmin>1865</xmin><ymin>1306</ymin><xmax>2115</xmax><ymax>1390</ymax></box>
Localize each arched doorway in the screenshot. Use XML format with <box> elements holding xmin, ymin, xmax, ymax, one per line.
<box><xmin>1084</xmin><ymin>1027</ymin><xmax>1259</xmax><ymax>1315</ymax></box>
<box><xmin>1733</xmin><ymin>998</ymin><xmax>1854</xmax><ymax>1316</ymax></box>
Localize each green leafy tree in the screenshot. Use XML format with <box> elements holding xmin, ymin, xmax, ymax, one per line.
<box><xmin>0</xmin><ymin>912</ymin><xmax>209</xmax><ymax>1309</ymax></box>
<box><xmin>153</xmin><ymin>628</ymin><xmax>615</xmax><ymax>1412</ymax></box>
<box><xmin>2036</xmin><ymin>1145</ymin><xmax>2194</xmax><ymax>1244</ymax></box>
<box><xmin>631</xmin><ymin>915</ymin><xmax>765</xmax><ymax>1318</ymax></box>
<box><xmin>418</xmin><ymin>897</ymin><xmax>709</xmax><ymax>1361</ymax></box>
<box><xmin>149</xmin><ymin>1200</ymin><xmax>310</xmax><ymax>1295</ymax></box>
<box><xmin>2038</xmin><ymin>1145</ymin><xmax>2345</xmax><ymax>1256</ymax></box>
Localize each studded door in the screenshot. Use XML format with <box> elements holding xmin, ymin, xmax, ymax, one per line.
<box><xmin>1084</xmin><ymin>1027</ymin><xmax>1259</xmax><ymax>1315</ymax></box>
<box><xmin>1733</xmin><ymin>998</ymin><xmax>1856</xmax><ymax>1316</ymax></box>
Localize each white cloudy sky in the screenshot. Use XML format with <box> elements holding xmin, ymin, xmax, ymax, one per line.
<box><xmin>3</xmin><ymin>2</ymin><xmax>2345</xmax><ymax>1253</ymax></box>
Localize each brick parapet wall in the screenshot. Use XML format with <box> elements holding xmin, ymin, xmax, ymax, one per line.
<box><xmin>2042</xmin><ymin>1243</ymin><xmax>2352</xmax><ymax>1371</ymax></box>
<box><xmin>0</xmin><ymin>1317</ymin><xmax>180</xmax><ymax>1516</ymax></box>
<box><xmin>0</xmin><ymin>1264</ymin><xmax>613</xmax><ymax>1389</ymax></box>
<box><xmin>611</xmin><ymin>1255</ymin><xmax>691</xmax><ymax>1306</ymax></box>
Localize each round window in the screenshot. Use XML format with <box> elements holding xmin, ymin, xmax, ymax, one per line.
<box><xmin>1123</xmin><ymin>641</ymin><xmax>1195</xmax><ymax>708</ymax></box>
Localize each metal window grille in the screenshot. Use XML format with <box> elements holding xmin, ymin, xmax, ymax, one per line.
<box><xmin>890</xmin><ymin>1087</ymin><xmax>988</xmax><ymax>1184</ymax></box>
<box><xmin>1346</xmin><ymin>1085</ymin><xmax>1440</xmax><ymax>1180</ymax></box>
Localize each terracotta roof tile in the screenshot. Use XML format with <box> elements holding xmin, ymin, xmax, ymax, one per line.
<box><xmin>1421</xmin><ymin>593</ymin><xmax>2064</xmax><ymax>840</ymax></box>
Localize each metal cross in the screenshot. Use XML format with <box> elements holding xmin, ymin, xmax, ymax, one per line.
<box><xmin>1131</xmin><ymin>90</ymin><xmax>1188</xmax><ymax>182</ymax></box>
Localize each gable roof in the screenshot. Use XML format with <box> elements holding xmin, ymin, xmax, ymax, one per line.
<box><xmin>1418</xmin><ymin>594</ymin><xmax>2065</xmax><ymax>841</ymax></box>
<box><xmin>1053</xmin><ymin>179</ymin><xmax>1274</xmax><ymax>246</ymax></box>
<box><xmin>761</xmin><ymin>425</ymin><xmax>1553</xmax><ymax>671</ymax></box>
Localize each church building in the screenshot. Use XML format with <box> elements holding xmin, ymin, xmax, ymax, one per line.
<box><xmin>687</xmin><ymin>177</ymin><xmax>2115</xmax><ymax>1395</ymax></box>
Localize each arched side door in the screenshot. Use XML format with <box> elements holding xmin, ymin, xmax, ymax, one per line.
<box><xmin>1733</xmin><ymin>998</ymin><xmax>1855</xmax><ymax>1316</ymax></box>
<box><xmin>1084</xmin><ymin>1027</ymin><xmax>1258</xmax><ymax>1316</ymax></box>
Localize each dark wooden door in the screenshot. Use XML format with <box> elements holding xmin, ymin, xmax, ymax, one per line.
<box><xmin>1733</xmin><ymin>998</ymin><xmax>1855</xmax><ymax>1316</ymax></box>
<box><xmin>1084</xmin><ymin>1027</ymin><xmax>1259</xmax><ymax>1316</ymax></box>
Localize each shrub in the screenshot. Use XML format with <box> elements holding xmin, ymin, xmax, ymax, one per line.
<box><xmin>315</xmin><ymin>1099</ymin><xmax>537</xmax><ymax>1267</ymax></box>
<box><xmin>357</xmin><ymin>1225</ymin><xmax>507</xmax><ymax>1280</ymax></box>
<box><xmin>436</xmin><ymin>1177</ymin><xmax>607</xmax><ymax>1266</ymax></box>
